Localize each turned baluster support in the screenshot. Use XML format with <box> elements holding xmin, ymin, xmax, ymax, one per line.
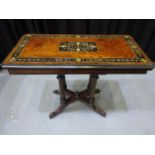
<box><xmin>49</xmin><ymin>74</ymin><xmax>106</xmax><ymax>119</ymax></box>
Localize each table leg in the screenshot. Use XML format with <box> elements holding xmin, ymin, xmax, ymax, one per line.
<box><xmin>49</xmin><ymin>74</ymin><xmax>69</xmax><ymax>118</ymax></box>
<box><xmin>89</xmin><ymin>74</ymin><xmax>98</xmax><ymax>104</ymax></box>
<box><xmin>53</xmin><ymin>74</ymin><xmax>67</xmax><ymax>95</ymax></box>
<box><xmin>79</xmin><ymin>75</ymin><xmax>101</xmax><ymax>97</ymax></box>
<box><xmin>49</xmin><ymin>74</ymin><xmax>106</xmax><ymax>119</ymax></box>
<box><xmin>87</xmin><ymin>74</ymin><xmax>93</xmax><ymax>90</ymax></box>
<box><xmin>57</xmin><ymin>74</ymin><xmax>66</xmax><ymax>105</ymax></box>
<box><xmin>88</xmin><ymin>74</ymin><xmax>106</xmax><ymax>117</ymax></box>
<box><xmin>49</xmin><ymin>104</ymin><xmax>68</xmax><ymax>119</ymax></box>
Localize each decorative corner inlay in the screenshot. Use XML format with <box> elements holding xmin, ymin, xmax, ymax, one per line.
<box><xmin>59</xmin><ymin>42</ymin><xmax>97</xmax><ymax>52</ymax></box>
<box><xmin>12</xmin><ymin>35</ymin><xmax>31</xmax><ymax>59</ymax></box>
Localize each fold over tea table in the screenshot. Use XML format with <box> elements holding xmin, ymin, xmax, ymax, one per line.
<box><xmin>2</xmin><ymin>34</ymin><xmax>154</xmax><ymax>118</ymax></box>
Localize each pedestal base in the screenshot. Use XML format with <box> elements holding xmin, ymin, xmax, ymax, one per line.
<box><xmin>49</xmin><ymin>74</ymin><xmax>106</xmax><ymax>119</ymax></box>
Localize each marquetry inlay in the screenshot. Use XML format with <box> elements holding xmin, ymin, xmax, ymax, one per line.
<box><xmin>8</xmin><ymin>34</ymin><xmax>148</xmax><ymax>64</ymax></box>
<box><xmin>59</xmin><ymin>42</ymin><xmax>97</xmax><ymax>52</ymax></box>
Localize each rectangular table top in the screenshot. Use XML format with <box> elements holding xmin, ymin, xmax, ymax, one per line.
<box><xmin>2</xmin><ymin>34</ymin><xmax>154</xmax><ymax>74</ymax></box>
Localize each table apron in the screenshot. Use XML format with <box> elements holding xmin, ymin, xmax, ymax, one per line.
<box><xmin>7</xmin><ymin>68</ymin><xmax>148</xmax><ymax>74</ymax></box>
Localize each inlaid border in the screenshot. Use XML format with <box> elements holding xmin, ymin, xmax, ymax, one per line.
<box><xmin>11</xmin><ymin>34</ymin><xmax>147</xmax><ymax>63</ymax></box>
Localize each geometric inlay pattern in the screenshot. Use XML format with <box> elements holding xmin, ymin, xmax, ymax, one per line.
<box><xmin>12</xmin><ymin>34</ymin><xmax>147</xmax><ymax>63</ymax></box>
<box><xmin>59</xmin><ymin>42</ymin><xmax>97</xmax><ymax>52</ymax></box>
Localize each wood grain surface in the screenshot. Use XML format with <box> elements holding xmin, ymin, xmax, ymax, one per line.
<box><xmin>2</xmin><ymin>34</ymin><xmax>154</xmax><ymax>74</ymax></box>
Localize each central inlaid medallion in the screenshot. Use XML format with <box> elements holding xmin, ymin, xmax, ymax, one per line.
<box><xmin>59</xmin><ymin>42</ymin><xmax>97</xmax><ymax>52</ymax></box>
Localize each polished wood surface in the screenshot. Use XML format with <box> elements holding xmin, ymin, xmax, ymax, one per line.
<box><xmin>17</xmin><ymin>37</ymin><xmax>136</xmax><ymax>59</ymax></box>
<box><xmin>8</xmin><ymin>68</ymin><xmax>147</xmax><ymax>74</ymax></box>
<box><xmin>2</xmin><ymin>34</ymin><xmax>153</xmax><ymax>65</ymax></box>
<box><xmin>2</xmin><ymin>34</ymin><xmax>154</xmax><ymax>74</ymax></box>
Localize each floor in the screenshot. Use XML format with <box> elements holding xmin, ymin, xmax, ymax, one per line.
<box><xmin>0</xmin><ymin>69</ymin><xmax>155</xmax><ymax>135</ymax></box>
